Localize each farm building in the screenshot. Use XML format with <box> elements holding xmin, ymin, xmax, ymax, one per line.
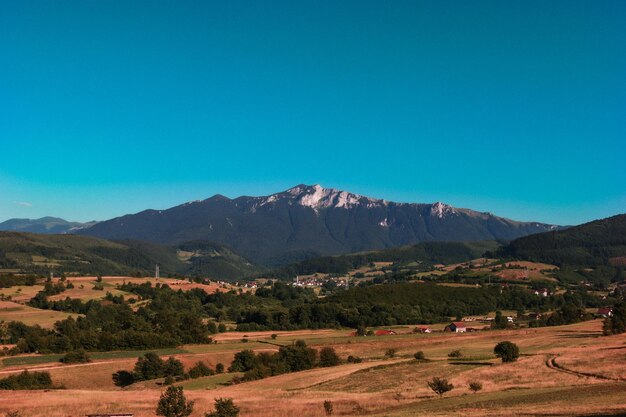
<box><xmin>375</xmin><ymin>329</ymin><xmax>397</xmax><ymax>336</ymax></box>
<box><xmin>414</xmin><ymin>326</ymin><xmax>432</xmax><ymax>334</ymax></box>
<box><xmin>444</xmin><ymin>322</ymin><xmax>467</xmax><ymax>333</ymax></box>
<box><xmin>597</xmin><ymin>307</ymin><xmax>613</xmax><ymax>318</ymax></box>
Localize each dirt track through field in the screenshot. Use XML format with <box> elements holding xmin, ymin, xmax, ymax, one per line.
<box><xmin>545</xmin><ymin>354</ymin><xmax>625</xmax><ymax>381</ymax></box>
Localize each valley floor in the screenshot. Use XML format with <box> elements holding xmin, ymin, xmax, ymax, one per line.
<box><xmin>1</xmin><ymin>320</ymin><xmax>625</xmax><ymax>417</ymax></box>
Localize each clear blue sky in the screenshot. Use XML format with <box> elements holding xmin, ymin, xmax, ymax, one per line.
<box><xmin>1</xmin><ymin>1</ymin><xmax>624</xmax><ymax>225</ymax></box>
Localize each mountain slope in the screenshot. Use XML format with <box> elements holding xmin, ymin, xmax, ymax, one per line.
<box><xmin>271</xmin><ymin>240</ymin><xmax>500</xmax><ymax>279</ymax></box>
<box><xmin>0</xmin><ymin>217</ymin><xmax>96</xmax><ymax>234</ymax></box>
<box><xmin>79</xmin><ymin>184</ymin><xmax>558</xmax><ymax>265</ymax></box>
<box><xmin>0</xmin><ymin>232</ymin><xmax>259</xmax><ymax>280</ymax></box>
<box><xmin>497</xmin><ymin>213</ymin><xmax>626</xmax><ymax>266</ymax></box>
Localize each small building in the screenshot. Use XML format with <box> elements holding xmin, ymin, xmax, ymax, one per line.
<box><xmin>375</xmin><ymin>329</ymin><xmax>397</xmax><ymax>336</ymax></box>
<box><xmin>597</xmin><ymin>307</ymin><xmax>613</xmax><ymax>318</ymax></box>
<box><xmin>444</xmin><ymin>322</ymin><xmax>467</xmax><ymax>333</ymax></box>
<box><xmin>414</xmin><ymin>326</ymin><xmax>432</xmax><ymax>334</ymax></box>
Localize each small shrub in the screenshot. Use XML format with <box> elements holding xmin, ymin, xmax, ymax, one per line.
<box><xmin>347</xmin><ymin>355</ymin><xmax>362</xmax><ymax>363</ymax></box>
<box><xmin>205</xmin><ymin>397</ymin><xmax>240</xmax><ymax>417</ymax></box>
<box><xmin>448</xmin><ymin>349</ymin><xmax>463</xmax><ymax>358</ymax></box>
<box><xmin>188</xmin><ymin>361</ymin><xmax>213</xmax><ymax>379</ymax></box>
<box><xmin>468</xmin><ymin>380</ymin><xmax>483</xmax><ymax>393</ymax></box>
<box><xmin>60</xmin><ymin>349</ymin><xmax>91</xmax><ymax>364</ymax></box>
<box><xmin>414</xmin><ymin>351</ymin><xmax>426</xmax><ymax>361</ymax></box>
<box><xmin>215</xmin><ymin>363</ymin><xmax>225</xmax><ymax>374</ymax></box>
<box><xmin>319</xmin><ymin>347</ymin><xmax>341</xmax><ymax>367</ymax></box>
<box><xmin>427</xmin><ymin>376</ymin><xmax>454</xmax><ymax>397</ymax></box>
<box><xmin>385</xmin><ymin>348</ymin><xmax>397</xmax><ymax>358</ymax></box>
<box><xmin>271</xmin><ymin>334</ymin><xmax>277</xmax><ymax>340</ymax></box>
<box><xmin>323</xmin><ymin>400</ymin><xmax>333</xmax><ymax>416</ymax></box>
<box><xmin>112</xmin><ymin>370</ymin><xmax>135</xmax><ymax>387</ymax></box>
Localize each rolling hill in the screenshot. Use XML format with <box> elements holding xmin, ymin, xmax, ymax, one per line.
<box><xmin>271</xmin><ymin>240</ymin><xmax>500</xmax><ymax>279</ymax></box>
<box><xmin>497</xmin><ymin>213</ymin><xmax>626</xmax><ymax>267</ymax></box>
<box><xmin>79</xmin><ymin>184</ymin><xmax>558</xmax><ymax>265</ymax></box>
<box><xmin>0</xmin><ymin>232</ymin><xmax>259</xmax><ymax>280</ymax></box>
<box><xmin>0</xmin><ymin>217</ymin><xmax>96</xmax><ymax>234</ymax></box>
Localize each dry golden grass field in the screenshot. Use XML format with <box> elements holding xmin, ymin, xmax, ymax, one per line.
<box><xmin>0</xmin><ymin>300</ymin><xmax>79</xmax><ymax>328</ymax></box>
<box><xmin>0</xmin><ymin>320</ymin><xmax>625</xmax><ymax>417</ymax></box>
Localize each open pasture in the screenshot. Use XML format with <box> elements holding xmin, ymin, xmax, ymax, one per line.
<box><xmin>0</xmin><ymin>320</ymin><xmax>625</xmax><ymax>416</ymax></box>
<box><xmin>0</xmin><ymin>300</ymin><xmax>79</xmax><ymax>328</ymax></box>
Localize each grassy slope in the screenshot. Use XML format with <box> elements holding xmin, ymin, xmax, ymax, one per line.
<box><xmin>0</xmin><ymin>232</ymin><xmax>261</xmax><ymax>280</ymax></box>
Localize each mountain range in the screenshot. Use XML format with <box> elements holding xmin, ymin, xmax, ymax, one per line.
<box><xmin>74</xmin><ymin>184</ymin><xmax>559</xmax><ymax>265</ymax></box>
<box><xmin>0</xmin><ymin>217</ymin><xmax>96</xmax><ymax>234</ymax></box>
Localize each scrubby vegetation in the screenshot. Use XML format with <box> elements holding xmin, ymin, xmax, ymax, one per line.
<box><xmin>427</xmin><ymin>376</ymin><xmax>454</xmax><ymax>397</ymax></box>
<box><xmin>59</xmin><ymin>349</ymin><xmax>91</xmax><ymax>364</ymax></box>
<box><xmin>0</xmin><ymin>370</ymin><xmax>54</xmax><ymax>390</ymax></box>
<box><xmin>228</xmin><ymin>340</ymin><xmax>337</xmax><ymax>383</ymax></box>
<box><xmin>113</xmin><ymin>353</ymin><xmax>186</xmax><ymax>386</ymax></box>
<box><xmin>6</xmin><ymin>287</ymin><xmax>210</xmax><ymax>354</ymax></box>
<box><xmin>603</xmin><ymin>302</ymin><xmax>626</xmax><ymax>335</ymax></box>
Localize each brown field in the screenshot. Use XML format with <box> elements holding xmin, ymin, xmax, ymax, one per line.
<box><xmin>66</xmin><ymin>276</ymin><xmax>232</xmax><ymax>294</ymax></box>
<box><xmin>0</xmin><ymin>284</ymin><xmax>44</xmax><ymax>303</ymax></box>
<box><xmin>1</xmin><ymin>320</ymin><xmax>625</xmax><ymax>416</ymax></box>
<box><xmin>0</xmin><ymin>300</ymin><xmax>80</xmax><ymax>328</ymax></box>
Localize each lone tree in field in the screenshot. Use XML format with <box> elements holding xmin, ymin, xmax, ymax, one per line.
<box><xmin>427</xmin><ymin>377</ymin><xmax>454</xmax><ymax>397</ymax></box>
<box><xmin>494</xmin><ymin>341</ymin><xmax>520</xmax><ymax>363</ymax></box>
<box><xmin>156</xmin><ymin>386</ymin><xmax>194</xmax><ymax>417</ymax></box>
<box><xmin>468</xmin><ymin>380</ymin><xmax>483</xmax><ymax>393</ymax></box>
<box><xmin>205</xmin><ymin>398</ymin><xmax>240</xmax><ymax>417</ymax></box>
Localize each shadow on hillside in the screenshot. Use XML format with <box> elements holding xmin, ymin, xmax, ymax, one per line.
<box><xmin>555</xmin><ymin>332</ymin><xmax>602</xmax><ymax>339</ymax></box>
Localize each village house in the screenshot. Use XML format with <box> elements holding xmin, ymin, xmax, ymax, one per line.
<box><xmin>414</xmin><ymin>326</ymin><xmax>432</xmax><ymax>334</ymax></box>
<box><xmin>597</xmin><ymin>307</ymin><xmax>613</xmax><ymax>318</ymax></box>
<box><xmin>444</xmin><ymin>322</ymin><xmax>467</xmax><ymax>333</ymax></box>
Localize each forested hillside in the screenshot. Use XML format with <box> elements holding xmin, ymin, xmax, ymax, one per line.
<box><xmin>0</xmin><ymin>232</ymin><xmax>259</xmax><ymax>280</ymax></box>
<box><xmin>497</xmin><ymin>214</ymin><xmax>626</xmax><ymax>267</ymax></box>
<box><xmin>270</xmin><ymin>241</ymin><xmax>499</xmax><ymax>279</ymax></box>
